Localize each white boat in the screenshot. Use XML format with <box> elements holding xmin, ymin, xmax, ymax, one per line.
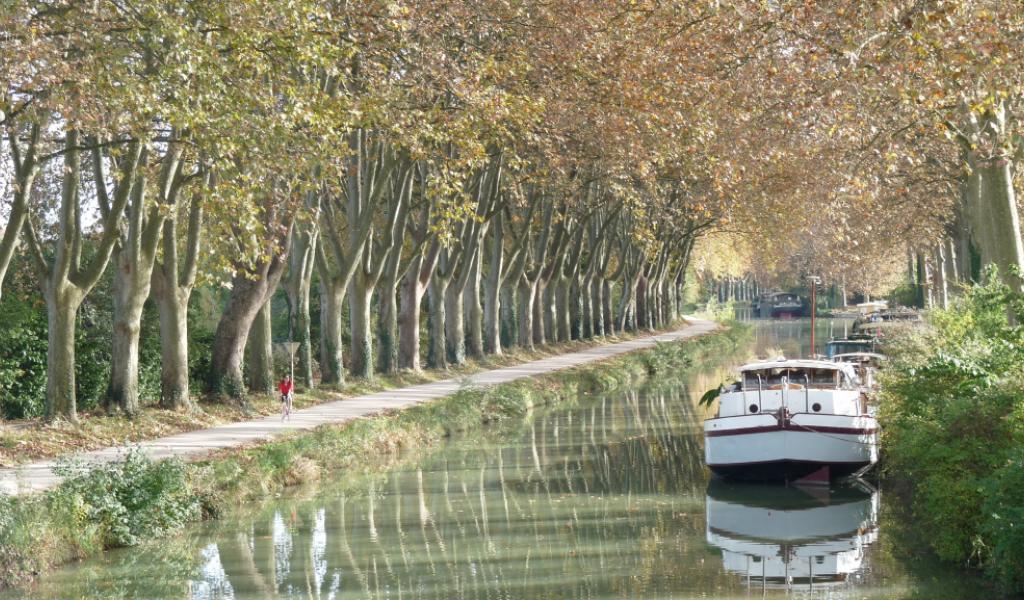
<box><xmin>704</xmin><ymin>358</ymin><xmax>878</xmax><ymax>482</ymax></box>
<box><xmin>706</xmin><ymin>481</ymin><xmax>879</xmax><ymax>592</ymax></box>
<box><xmin>853</xmin><ymin>307</ymin><xmax>922</xmax><ymax>334</ymax></box>
<box><xmin>832</xmin><ymin>351</ymin><xmax>885</xmax><ymax>392</ymax></box>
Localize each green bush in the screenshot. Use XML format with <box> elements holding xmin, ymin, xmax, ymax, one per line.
<box><xmin>880</xmin><ymin>271</ymin><xmax>1024</xmax><ymax>591</ymax></box>
<box><xmin>51</xmin><ymin>449</ymin><xmax>201</xmax><ymax>548</ymax></box>
<box><xmin>0</xmin><ymin>312</ymin><xmax>48</xmax><ymax>419</ymax></box>
<box><xmin>980</xmin><ymin>447</ymin><xmax>1024</xmax><ymax>593</ymax></box>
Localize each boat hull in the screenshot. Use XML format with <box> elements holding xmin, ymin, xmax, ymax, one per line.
<box><xmin>704</xmin><ymin>413</ymin><xmax>878</xmax><ymax>482</ymax></box>
<box><xmin>708</xmin><ymin>459</ymin><xmax>868</xmax><ymax>482</ymax></box>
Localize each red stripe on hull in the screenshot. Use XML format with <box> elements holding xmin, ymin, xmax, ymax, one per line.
<box><xmin>705</xmin><ymin>424</ymin><xmax>877</xmax><ymax>438</ymax></box>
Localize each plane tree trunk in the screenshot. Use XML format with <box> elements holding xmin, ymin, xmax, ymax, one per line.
<box><xmin>1</xmin><ymin>123</ymin><xmax>41</xmax><ymax>303</ymax></box>
<box><xmin>482</xmin><ymin>205</ymin><xmax>531</xmax><ymax>355</ymax></box>
<box><xmin>314</xmin><ymin>130</ymin><xmax>386</xmax><ymax>384</ymax></box>
<box><xmin>22</xmin><ymin>130</ymin><xmax>142</xmax><ymax>421</ymax></box>
<box><xmin>284</xmin><ymin>217</ymin><xmax>318</xmax><ymax>388</ymax></box>
<box><xmin>951</xmin><ymin>101</ymin><xmax>1024</xmax><ymax>293</ymax></box>
<box><xmin>245</xmin><ymin>299</ymin><xmax>274</xmax><ymax>394</ymax></box>
<box><xmin>348</xmin><ymin>162</ymin><xmax>411</xmax><ymax>379</ymax></box>
<box><xmin>210</xmin><ymin>206</ymin><xmax>293</xmax><ymax>399</ymax></box>
<box><xmin>151</xmin><ymin>174</ymin><xmax>205</xmax><ymax>410</ymax></box>
<box><xmin>398</xmin><ymin>220</ymin><xmax>441</xmax><ymax>372</ymax></box>
<box><xmin>106</xmin><ymin>139</ymin><xmax>183</xmax><ymax>415</ymax></box>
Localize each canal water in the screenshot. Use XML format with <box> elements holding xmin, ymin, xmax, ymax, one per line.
<box><xmin>10</xmin><ymin>320</ymin><xmax>983</xmax><ymax>598</ymax></box>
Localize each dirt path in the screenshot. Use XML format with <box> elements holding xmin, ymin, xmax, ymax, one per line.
<box><xmin>0</xmin><ymin>317</ymin><xmax>717</xmax><ymax>495</ymax></box>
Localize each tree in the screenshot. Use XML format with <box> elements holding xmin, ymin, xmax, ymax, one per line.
<box><xmin>23</xmin><ymin>132</ymin><xmax>142</xmax><ymax>420</ymax></box>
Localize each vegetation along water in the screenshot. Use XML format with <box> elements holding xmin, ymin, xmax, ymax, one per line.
<box><xmin>0</xmin><ymin>320</ymin><xmax>1002</xmax><ymax>598</ymax></box>
<box><xmin>4</xmin><ymin>2</ymin><xmax>1024</xmax><ymax>598</ymax></box>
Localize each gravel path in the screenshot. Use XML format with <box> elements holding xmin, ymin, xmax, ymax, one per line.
<box><xmin>0</xmin><ymin>317</ymin><xmax>717</xmax><ymax>495</ymax></box>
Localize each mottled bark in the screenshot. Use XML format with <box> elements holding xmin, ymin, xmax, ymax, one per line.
<box><xmin>152</xmin><ymin>281</ymin><xmax>192</xmax><ymax>410</ymax></box>
<box><xmin>636</xmin><ymin>275</ymin><xmax>649</xmax><ymax>330</ymax></box>
<box><xmin>444</xmin><ymin>279</ymin><xmax>466</xmax><ymax>365</ymax></box>
<box><xmin>602</xmin><ymin>279</ymin><xmax>614</xmax><ymax>336</ymax></box>
<box><xmin>398</xmin><ymin>236</ymin><xmax>440</xmax><ymax>371</ymax></box>
<box><xmin>1</xmin><ymin>124</ymin><xmax>40</xmax><ymax>303</ymax></box>
<box><xmin>45</xmin><ymin>285</ymin><xmax>83</xmax><ymax>421</ymax></box>
<box><xmin>106</xmin><ymin>141</ymin><xmax>178</xmax><ymax>415</ymax></box>
<box><xmin>591</xmin><ymin>278</ymin><xmax>604</xmax><ymax>337</ymax></box>
<box><xmin>976</xmin><ymin>159</ymin><xmax>1024</xmax><ymax>292</ymax></box>
<box><xmin>934</xmin><ymin>244</ymin><xmax>949</xmax><ymax>309</ymax></box>
<box><xmin>580</xmin><ymin>278</ymin><xmax>593</xmax><ymax>338</ymax></box>
<box><xmin>554</xmin><ymin>278</ymin><xmax>570</xmax><ymax>341</ymax></box>
<box><xmin>532</xmin><ymin>281</ymin><xmax>546</xmax><ymax>345</ymax></box>
<box><xmin>319</xmin><ymin>278</ymin><xmax>346</xmax><ymax>385</ymax></box>
<box><xmin>151</xmin><ymin>200</ymin><xmax>202</xmax><ymax>409</ymax></box>
<box><xmin>23</xmin><ymin>131</ymin><xmax>141</xmax><ymax>421</ymax></box>
<box><xmin>348</xmin><ymin>164</ymin><xmax>411</xmax><ymax>379</ymax></box>
<box><xmin>542</xmin><ymin>280</ymin><xmax>557</xmax><ymax>341</ymax></box>
<box><xmin>107</xmin><ymin>277</ymin><xmax>147</xmax><ymax>415</ymax></box>
<box><xmin>483</xmin><ymin>267</ymin><xmax>503</xmax><ymax>355</ymax></box>
<box><xmin>397</xmin><ymin>272</ymin><xmax>424</xmax><ymax>371</ymax></box>
<box><xmin>245</xmin><ymin>299</ymin><xmax>274</xmax><ymax>393</ymax></box>
<box><xmin>348</xmin><ymin>275</ymin><xmax>374</xmax><ymax>378</ymax></box>
<box><xmin>517</xmin><ymin>278</ymin><xmax>536</xmax><ymax>352</ymax></box>
<box><xmin>499</xmin><ymin>283</ymin><xmax>517</xmax><ymax>349</ymax></box>
<box><xmin>427</xmin><ymin>275</ymin><xmax>448</xmax><ymax>369</ymax></box>
<box><xmin>285</xmin><ymin>222</ymin><xmax>317</xmax><ymax>388</ymax></box>
<box><xmin>210</xmin><ymin>221</ymin><xmax>292</xmax><ymax>399</ymax></box>
<box><xmin>945</xmin><ymin>238</ymin><xmax>960</xmax><ymax>291</ymax></box>
<box><xmin>377</xmin><ymin>271</ymin><xmax>400</xmax><ymax>375</ymax></box>
<box><xmin>464</xmin><ymin>246</ymin><xmax>484</xmax><ymax>359</ymax></box>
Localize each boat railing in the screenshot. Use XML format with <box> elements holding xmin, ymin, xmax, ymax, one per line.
<box><xmin>804</xmin><ymin>374</ymin><xmax>811</xmax><ymax>413</ymax></box>
<box><xmin>757</xmin><ymin>374</ymin><xmax>763</xmax><ymax>414</ymax></box>
<box><xmin>782</xmin><ymin>376</ymin><xmax>788</xmax><ymax>413</ymax></box>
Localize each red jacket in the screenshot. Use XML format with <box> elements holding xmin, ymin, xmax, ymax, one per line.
<box><xmin>278</xmin><ymin>380</ymin><xmax>293</xmax><ymax>395</ymax></box>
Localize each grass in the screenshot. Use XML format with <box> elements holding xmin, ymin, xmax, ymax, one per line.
<box><xmin>0</xmin><ymin>325</ymin><xmax>689</xmax><ymax>467</ymax></box>
<box><xmin>0</xmin><ymin>322</ymin><xmax>750</xmax><ymax>590</ymax></box>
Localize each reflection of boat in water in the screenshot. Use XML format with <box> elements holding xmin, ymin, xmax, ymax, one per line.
<box><xmin>706</xmin><ymin>481</ymin><xmax>879</xmax><ymax>593</ymax></box>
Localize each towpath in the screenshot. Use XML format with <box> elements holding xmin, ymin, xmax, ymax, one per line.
<box><xmin>0</xmin><ymin>317</ymin><xmax>717</xmax><ymax>495</ymax></box>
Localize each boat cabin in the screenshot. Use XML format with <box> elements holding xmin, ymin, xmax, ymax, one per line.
<box><xmin>717</xmin><ymin>359</ymin><xmax>862</xmax><ymax>418</ymax></box>
<box><xmin>833</xmin><ymin>352</ymin><xmax>885</xmax><ymax>390</ymax></box>
<box><xmin>825</xmin><ymin>338</ymin><xmax>876</xmax><ymax>359</ymax></box>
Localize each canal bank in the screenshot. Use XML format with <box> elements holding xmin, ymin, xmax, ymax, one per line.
<box><xmin>876</xmin><ymin>280</ymin><xmax>1024</xmax><ymax>595</ymax></box>
<box><xmin>1</xmin><ymin>319</ymin><xmax>989</xmax><ymax>598</ymax></box>
<box><xmin>0</xmin><ymin>319</ymin><xmax>745</xmax><ymax>590</ymax></box>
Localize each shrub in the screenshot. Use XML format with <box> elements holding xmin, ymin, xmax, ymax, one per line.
<box><xmin>980</xmin><ymin>448</ymin><xmax>1024</xmax><ymax>594</ymax></box>
<box><xmin>51</xmin><ymin>449</ymin><xmax>201</xmax><ymax>548</ymax></box>
<box><xmin>880</xmin><ymin>271</ymin><xmax>1024</xmax><ymax>591</ymax></box>
<box><xmin>0</xmin><ymin>313</ymin><xmax>48</xmax><ymax>419</ymax></box>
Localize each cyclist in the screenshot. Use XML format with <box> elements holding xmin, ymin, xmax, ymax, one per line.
<box><xmin>278</xmin><ymin>375</ymin><xmax>294</xmax><ymax>421</ymax></box>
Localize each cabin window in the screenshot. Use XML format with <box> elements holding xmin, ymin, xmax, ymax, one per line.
<box><xmin>743</xmin><ymin>367</ymin><xmax>846</xmax><ymax>390</ymax></box>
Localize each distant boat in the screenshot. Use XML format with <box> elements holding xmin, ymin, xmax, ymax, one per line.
<box><xmin>705</xmin><ymin>480</ymin><xmax>879</xmax><ymax>592</ymax></box>
<box><xmin>703</xmin><ymin>358</ymin><xmax>878</xmax><ymax>482</ymax></box>
<box><xmin>853</xmin><ymin>308</ymin><xmax>922</xmax><ymax>335</ymax></box>
<box><xmin>754</xmin><ymin>292</ymin><xmax>808</xmax><ymax>318</ymax></box>
<box><xmin>824</xmin><ymin>335</ymin><xmax>878</xmax><ymax>359</ymax></box>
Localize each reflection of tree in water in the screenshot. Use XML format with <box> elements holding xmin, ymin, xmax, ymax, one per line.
<box><xmin>5</xmin><ymin>325</ymin><xmax>977</xmax><ymax>599</ymax></box>
<box><xmin>177</xmin><ymin>383</ymin><xmax>738</xmax><ymax>599</ymax></box>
